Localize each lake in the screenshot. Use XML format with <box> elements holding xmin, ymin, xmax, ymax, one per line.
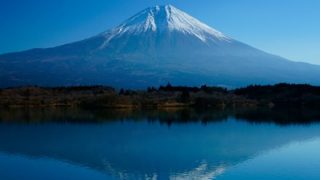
<box><xmin>0</xmin><ymin>108</ymin><xmax>320</xmax><ymax>180</ymax></box>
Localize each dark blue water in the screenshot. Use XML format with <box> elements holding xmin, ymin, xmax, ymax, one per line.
<box><xmin>1</xmin><ymin>109</ymin><xmax>320</xmax><ymax>179</ymax></box>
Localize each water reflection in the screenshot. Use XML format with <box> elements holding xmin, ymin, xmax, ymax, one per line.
<box><xmin>1</xmin><ymin>107</ymin><xmax>320</xmax><ymax>125</ymax></box>
<box><xmin>219</xmin><ymin>137</ymin><xmax>320</xmax><ymax>180</ymax></box>
<box><xmin>0</xmin><ymin>108</ymin><xmax>320</xmax><ymax>179</ymax></box>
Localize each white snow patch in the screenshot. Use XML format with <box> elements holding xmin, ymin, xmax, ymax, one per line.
<box><xmin>99</xmin><ymin>5</ymin><xmax>231</xmax><ymax>48</ymax></box>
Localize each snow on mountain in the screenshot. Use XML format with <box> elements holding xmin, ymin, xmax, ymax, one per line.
<box><xmin>100</xmin><ymin>5</ymin><xmax>230</xmax><ymax>49</ymax></box>
<box><xmin>0</xmin><ymin>5</ymin><xmax>320</xmax><ymax>88</ymax></box>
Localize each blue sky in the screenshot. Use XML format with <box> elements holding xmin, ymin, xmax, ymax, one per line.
<box><xmin>1</xmin><ymin>0</ymin><xmax>320</xmax><ymax>64</ymax></box>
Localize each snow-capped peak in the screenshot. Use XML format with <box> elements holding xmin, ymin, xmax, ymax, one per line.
<box><xmin>100</xmin><ymin>5</ymin><xmax>230</xmax><ymax>47</ymax></box>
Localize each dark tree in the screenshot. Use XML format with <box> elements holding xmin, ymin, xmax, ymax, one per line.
<box><xmin>179</xmin><ymin>90</ymin><xmax>190</xmax><ymax>103</ymax></box>
<box><xmin>119</xmin><ymin>88</ymin><xmax>125</xmax><ymax>95</ymax></box>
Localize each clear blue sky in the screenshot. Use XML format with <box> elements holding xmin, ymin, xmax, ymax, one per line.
<box><xmin>1</xmin><ymin>0</ymin><xmax>320</xmax><ymax>64</ymax></box>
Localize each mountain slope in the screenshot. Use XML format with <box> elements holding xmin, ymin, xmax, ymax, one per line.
<box><xmin>1</xmin><ymin>5</ymin><xmax>320</xmax><ymax>88</ymax></box>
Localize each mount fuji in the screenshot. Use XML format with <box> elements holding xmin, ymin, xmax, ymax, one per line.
<box><xmin>1</xmin><ymin>5</ymin><xmax>320</xmax><ymax>88</ymax></box>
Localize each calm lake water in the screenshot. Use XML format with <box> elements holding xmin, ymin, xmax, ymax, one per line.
<box><xmin>1</xmin><ymin>108</ymin><xmax>320</xmax><ymax>180</ymax></box>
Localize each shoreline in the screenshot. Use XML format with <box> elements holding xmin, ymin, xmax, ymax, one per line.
<box><xmin>0</xmin><ymin>83</ymin><xmax>319</xmax><ymax>110</ymax></box>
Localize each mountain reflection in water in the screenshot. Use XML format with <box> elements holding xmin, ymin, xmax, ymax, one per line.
<box><xmin>0</xmin><ymin>108</ymin><xmax>320</xmax><ymax>180</ymax></box>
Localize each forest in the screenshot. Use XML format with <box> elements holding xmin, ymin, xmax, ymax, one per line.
<box><xmin>0</xmin><ymin>83</ymin><xmax>320</xmax><ymax>109</ymax></box>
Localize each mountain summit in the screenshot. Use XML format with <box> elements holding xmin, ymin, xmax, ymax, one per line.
<box><xmin>97</xmin><ymin>5</ymin><xmax>234</xmax><ymax>56</ymax></box>
<box><xmin>101</xmin><ymin>5</ymin><xmax>229</xmax><ymax>44</ymax></box>
<box><xmin>0</xmin><ymin>5</ymin><xmax>320</xmax><ymax>88</ymax></box>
